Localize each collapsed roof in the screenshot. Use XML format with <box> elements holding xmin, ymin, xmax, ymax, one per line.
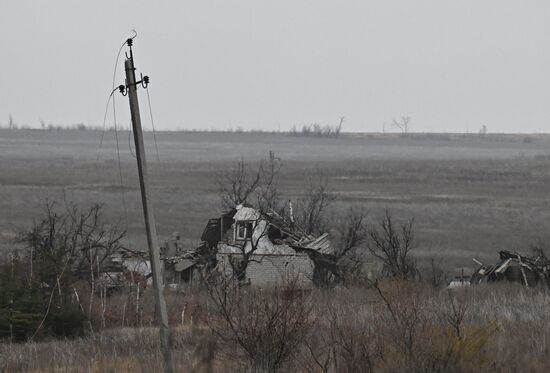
<box><xmin>201</xmin><ymin>204</ymin><xmax>334</xmax><ymax>256</ymax></box>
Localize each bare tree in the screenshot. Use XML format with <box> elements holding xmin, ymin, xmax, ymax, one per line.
<box><xmin>218</xmin><ymin>154</ymin><xmax>282</xmax><ymax>211</ymax></box>
<box><xmin>294</xmin><ymin>171</ymin><xmax>335</xmax><ymax>236</ymax></box>
<box><xmin>326</xmin><ymin>301</ymin><xmax>374</xmax><ymax>372</ymax></box>
<box><xmin>8</xmin><ymin>115</ymin><xmax>16</xmax><ymax>130</ymax></box>
<box><xmin>5</xmin><ymin>201</ymin><xmax>127</xmax><ymax>340</ymax></box>
<box><xmin>479</xmin><ymin>124</ymin><xmax>487</xmax><ymax>136</ymax></box>
<box><xmin>335</xmin><ymin>116</ymin><xmax>344</xmax><ymax>137</ymax></box>
<box><xmin>310</xmin><ymin>207</ymin><xmax>368</xmax><ymax>287</ymax></box>
<box><xmin>392</xmin><ymin>116</ymin><xmax>411</xmax><ymax>134</ymax></box>
<box><xmin>333</xmin><ymin>208</ymin><xmax>369</xmax><ymax>282</ymax></box>
<box><xmin>206</xmin><ymin>277</ymin><xmax>313</xmax><ymax>371</ymax></box>
<box><xmin>333</xmin><ymin>208</ymin><xmax>368</xmax><ymax>261</ymax></box>
<box><xmin>219</xmin><ymin>156</ymin><xmax>336</xmax><ymax>235</ymax></box>
<box><xmin>367</xmin><ymin>211</ymin><xmax>416</xmax><ymax>280</ymax></box>
<box><xmin>442</xmin><ymin>290</ymin><xmax>468</xmax><ymax>339</ymax></box>
<box><xmin>305</xmin><ymin>301</ymin><xmax>375</xmax><ymax>373</ymax></box>
<box><xmin>256</xmin><ymin>151</ymin><xmax>282</xmax><ymax>212</ymax></box>
<box><xmin>218</xmin><ymin>158</ymin><xmax>262</xmax><ymax>209</ymax></box>
<box><xmin>426</xmin><ymin>256</ymin><xmax>446</xmax><ymax>288</ymax></box>
<box><xmin>21</xmin><ymin>201</ymin><xmax>126</xmax><ymax>290</ymax></box>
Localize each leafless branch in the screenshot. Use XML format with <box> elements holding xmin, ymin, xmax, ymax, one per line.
<box><xmin>367</xmin><ymin>210</ymin><xmax>417</xmax><ymax>280</ymax></box>
<box><xmin>392</xmin><ymin>116</ymin><xmax>411</xmax><ymax>134</ymax></box>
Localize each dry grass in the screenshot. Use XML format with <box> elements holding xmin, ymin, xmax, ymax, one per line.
<box><xmin>3</xmin><ymin>283</ymin><xmax>550</xmax><ymax>372</ymax></box>
<box><xmin>0</xmin><ymin>327</ymin><xmax>206</xmax><ymax>372</ymax></box>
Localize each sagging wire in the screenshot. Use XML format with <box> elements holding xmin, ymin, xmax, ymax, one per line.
<box><xmin>97</xmin><ymin>40</ymin><xmax>127</xmax><ymax>160</ymax></box>
<box><xmin>96</xmin><ymin>87</ymin><xmax>119</xmax><ymax>161</ymax></box>
<box><xmin>97</xmin><ymin>34</ymin><xmax>138</xmax><ymax>253</ymax></box>
<box><xmin>128</xmin><ymin>129</ymin><xmax>136</xmax><ymax>158</ymax></box>
<box><xmin>112</xmin><ymin>81</ymin><xmax>135</xmax><ymax>254</ymax></box>
<box><xmin>145</xmin><ymin>87</ymin><xmax>161</xmax><ymax>163</ymax></box>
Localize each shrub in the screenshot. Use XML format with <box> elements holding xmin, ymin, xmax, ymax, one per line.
<box><xmin>205</xmin><ymin>277</ymin><xmax>313</xmax><ymax>371</ymax></box>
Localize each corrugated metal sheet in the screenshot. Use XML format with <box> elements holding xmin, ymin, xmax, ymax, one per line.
<box><xmin>301</xmin><ymin>233</ymin><xmax>332</xmax><ymax>255</ymax></box>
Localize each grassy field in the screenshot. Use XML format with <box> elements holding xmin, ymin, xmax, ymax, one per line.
<box><xmin>2</xmin><ymin>129</ymin><xmax>550</xmax><ymax>271</ymax></box>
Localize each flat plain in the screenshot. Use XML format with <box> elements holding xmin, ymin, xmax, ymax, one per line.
<box><xmin>2</xmin><ymin>128</ymin><xmax>550</xmax><ymax>270</ymax></box>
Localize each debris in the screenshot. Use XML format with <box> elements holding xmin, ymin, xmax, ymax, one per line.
<box><xmin>447</xmin><ymin>268</ymin><xmax>472</xmax><ymax>288</ymax></box>
<box><xmin>89</xmin><ymin>249</ymin><xmax>151</xmax><ymax>293</ymax></box>
<box><xmin>471</xmin><ymin>250</ymin><xmax>550</xmax><ymax>287</ymax></box>
<box><xmin>447</xmin><ymin>277</ymin><xmax>470</xmax><ymax>288</ymax></box>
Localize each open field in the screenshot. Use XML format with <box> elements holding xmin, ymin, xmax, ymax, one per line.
<box><xmin>2</xmin><ymin>129</ymin><xmax>550</xmax><ymax>271</ymax></box>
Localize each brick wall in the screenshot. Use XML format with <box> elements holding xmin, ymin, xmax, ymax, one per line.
<box><xmin>217</xmin><ymin>253</ymin><xmax>314</xmax><ymax>287</ymax></box>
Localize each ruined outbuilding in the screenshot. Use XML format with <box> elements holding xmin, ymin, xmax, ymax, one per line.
<box><xmin>90</xmin><ymin>250</ymin><xmax>150</xmax><ymax>292</ymax></box>
<box><xmin>471</xmin><ymin>250</ymin><xmax>550</xmax><ymax>287</ymax></box>
<box><xmin>161</xmin><ymin>233</ymin><xmax>199</xmax><ymax>286</ymax></box>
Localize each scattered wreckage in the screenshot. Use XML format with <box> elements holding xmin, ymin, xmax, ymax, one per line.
<box><xmin>100</xmin><ymin>217</ymin><xmax>550</xmax><ymax>291</ymax></box>
<box><xmin>96</xmin><ymin>203</ymin><xmax>363</xmax><ymax>289</ymax></box>
<box><xmin>470</xmin><ymin>250</ymin><xmax>550</xmax><ymax>288</ymax></box>
<box><xmin>94</xmin><ymin>250</ymin><xmax>150</xmax><ymax>292</ymax></box>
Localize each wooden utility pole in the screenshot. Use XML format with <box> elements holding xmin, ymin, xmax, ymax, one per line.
<box><xmin>122</xmin><ymin>38</ymin><xmax>174</xmax><ymax>373</ymax></box>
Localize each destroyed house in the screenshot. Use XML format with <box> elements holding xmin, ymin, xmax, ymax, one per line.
<box><xmin>161</xmin><ymin>204</ymin><xmax>360</xmax><ymax>288</ymax></box>
<box><xmin>213</xmin><ymin>205</ymin><xmax>315</xmax><ymax>286</ymax></box>
<box><xmin>193</xmin><ymin>203</ymin><xmax>346</xmax><ymax>286</ymax></box>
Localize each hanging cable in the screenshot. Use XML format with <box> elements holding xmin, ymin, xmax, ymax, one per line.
<box><xmin>96</xmin><ymin>92</ymin><xmax>112</xmax><ymax>161</ymax></box>
<box><xmin>96</xmin><ymin>88</ymin><xmax>120</xmax><ymax>161</ymax></box>
<box><xmin>97</xmin><ymin>41</ymin><xmax>127</xmax><ymax>160</ymax></box>
<box><xmin>145</xmin><ymin>87</ymin><xmax>161</xmax><ymax>163</ymax></box>
<box><xmin>97</xmin><ymin>36</ymin><xmax>138</xmax><ymax>252</ymax></box>
<box><xmin>128</xmin><ymin>128</ymin><xmax>136</xmax><ymax>158</ymax></box>
<box><xmin>112</xmin><ymin>85</ymin><xmax>134</xmax><ymax>252</ymax></box>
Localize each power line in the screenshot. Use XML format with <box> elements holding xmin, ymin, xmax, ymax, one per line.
<box><xmin>145</xmin><ymin>87</ymin><xmax>161</xmax><ymax>163</ymax></box>
<box><xmin>97</xmin><ymin>41</ymin><xmax>127</xmax><ymax>160</ymax></box>
<box><xmin>112</xmin><ymin>85</ymin><xmax>134</xmax><ymax>252</ymax></box>
<box><xmin>128</xmin><ymin>128</ymin><xmax>136</xmax><ymax>158</ymax></box>
<box><xmin>97</xmin><ymin>36</ymin><xmax>139</xmax><ymax>252</ymax></box>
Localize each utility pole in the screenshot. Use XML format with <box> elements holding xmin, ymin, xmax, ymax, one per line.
<box><xmin>120</xmin><ymin>38</ymin><xmax>174</xmax><ymax>373</ymax></box>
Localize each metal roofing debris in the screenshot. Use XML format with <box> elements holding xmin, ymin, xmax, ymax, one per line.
<box><xmin>174</xmin><ymin>259</ymin><xmax>196</xmax><ymax>272</ymax></box>
<box><xmin>471</xmin><ymin>250</ymin><xmax>550</xmax><ymax>287</ymax></box>
<box><xmin>299</xmin><ymin>233</ymin><xmax>332</xmax><ymax>255</ymax></box>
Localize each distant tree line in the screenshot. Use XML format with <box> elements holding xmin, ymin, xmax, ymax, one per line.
<box><xmin>1</xmin><ymin>116</ymin><xmax>107</xmax><ymax>131</ymax></box>
<box><xmin>2</xmin><ymin>114</ymin><xmax>349</xmax><ymax>136</ymax></box>
<box><xmin>289</xmin><ymin>117</ymin><xmax>344</xmax><ymax>138</ymax></box>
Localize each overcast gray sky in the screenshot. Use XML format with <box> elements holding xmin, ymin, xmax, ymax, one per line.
<box><xmin>1</xmin><ymin>1</ymin><xmax>549</xmax><ymax>133</ymax></box>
